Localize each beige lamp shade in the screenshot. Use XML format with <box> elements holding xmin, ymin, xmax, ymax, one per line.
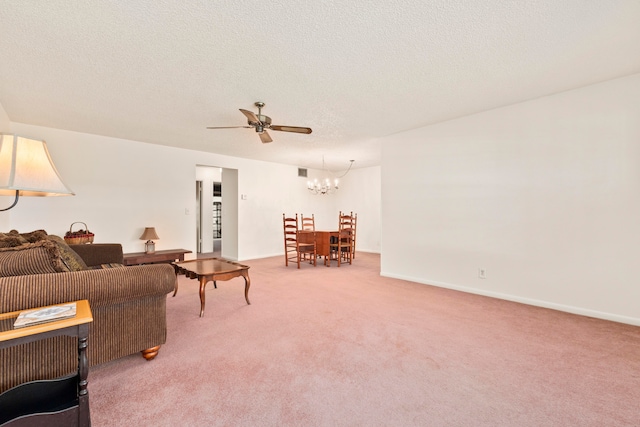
<box><xmin>140</xmin><ymin>227</ymin><xmax>159</xmax><ymax>254</ymax></box>
<box><xmin>139</xmin><ymin>227</ymin><xmax>160</xmax><ymax>241</ymax></box>
<box><xmin>0</xmin><ymin>134</ymin><xmax>75</xmax><ymax>197</ymax></box>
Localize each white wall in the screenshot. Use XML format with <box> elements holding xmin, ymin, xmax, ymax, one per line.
<box><xmin>301</xmin><ymin>164</ymin><xmax>381</xmax><ymax>253</ymax></box>
<box><xmin>1</xmin><ymin>123</ymin><xmax>381</xmax><ymax>261</ymax></box>
<box><xmin>334</xmin><ymin>165</ymin><xmax>381</xmax><ymax>254</ymax></box>
<box><xmin>0</xmin><ymin>102</ymin><xmax>12</xmax><ymax>231</ymax></box>
<box><xmin>222</xmin><ymin>168</ymin><xmax>239</xmax><ymax>260</ymax></box>
<box><xmin>381</xmin><ymin>73</ymin><xmax>640</xmax><ymax>325</ymax></box>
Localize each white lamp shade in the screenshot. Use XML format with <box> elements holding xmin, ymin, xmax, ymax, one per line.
<box><xmin>0</xmin><ymin>134</ymin><xmax>74</xmax><ymax>196</ymax></box>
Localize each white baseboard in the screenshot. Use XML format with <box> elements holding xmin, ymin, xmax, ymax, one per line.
<box><xmin>380</xmin><ymin>271</ymin><xmax>640</xmax><ymax>327</ymax></box>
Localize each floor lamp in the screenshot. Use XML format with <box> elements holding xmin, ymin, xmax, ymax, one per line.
<box><xmin>0</xmin><ymin>134</ymin><xmax>75</xmax><ymax>211</ymax></box>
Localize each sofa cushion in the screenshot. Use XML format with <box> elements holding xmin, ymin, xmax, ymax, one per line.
<box><xmin>0</xmin><ymin>240</ymin><xmax>70</xmax><ymax>277</ymax></box>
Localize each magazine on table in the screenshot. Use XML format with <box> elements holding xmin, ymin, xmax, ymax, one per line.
<box><xmin>13</xmin><ymin>302</ymin><xmax>77</xmax><ymax>329</ymax></box>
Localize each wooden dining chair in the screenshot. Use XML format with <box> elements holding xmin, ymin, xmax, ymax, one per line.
<box><xmin>351</xmin><ymin>212</ymin><xmax>357</xmax><ymax>259</ymax></box>
<box><xmin>329</xmin><ymin>211</ymin><xmax>354</xmax><ymax>266</ymax></box>
<box><xmin>300</xmin><ymin>213</ymin><xmax>315</xmax><ymax>231</ymax></box>
<box><xmin>283</xmin><ymin>213</ymin><xmax>316</xmax><ymax>268</ymax></box>
<box><xmin>339</xmin><ymin>211</ymin><xmax>358</xmax><ymax>261</ymax></box>
<box><xmin>299</xmin><ymin>214</ymin><xmax>315</xmax><ymax>261</ymax></box>
<box><xmin>341</xmin><ymin>211</ymin><xmax>357</xmax><ymax>259</ymax></box>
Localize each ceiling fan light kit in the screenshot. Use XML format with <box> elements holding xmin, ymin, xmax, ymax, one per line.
<box><xmin>207</xmin><ymin>102</ymin><xmax>312</xmax><ymax>144</ymax></box>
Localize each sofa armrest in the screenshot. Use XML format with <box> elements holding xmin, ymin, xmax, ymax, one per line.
<box><xmin>69</xmin><ymin>243</ymin><xmax>124</xmax><ymax>267</ymax></box>
<box><xmin>0</xmin><ymin>264</ymin><xmax>176</xmax><ymax>313</ymax></box>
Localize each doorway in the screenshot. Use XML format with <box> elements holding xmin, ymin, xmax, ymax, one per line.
<box><xmin>195</xmin><ymin>165</ymin><xmax>239</xmax><ymax>260</ymax></box>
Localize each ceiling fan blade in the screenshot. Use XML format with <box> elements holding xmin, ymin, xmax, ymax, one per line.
<box><xmin>239</xmin><ymin>109</ymin><xmax>259</xmax><ymax>123</ymax></box>
<box><xmin>271</xmin><ymin>125</ymin><xmax>312</xmax><ymax>134</ymax></box>
<box><xmin>259</xmin><ymin>130</ymin><xmax>273</xmax><ymax>143</ymax></box>
<box><xmin>206</xmin><ymin>126</ymin><xmax>252</xmax><ymax>129</ymax></box>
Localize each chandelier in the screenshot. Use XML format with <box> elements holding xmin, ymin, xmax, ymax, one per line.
<box><xmin>307</xmin><ymin>176</ymin><xmax>339</xmax><ymax>195</ymax></box>
<box><xmin>307</xmin><ymin>158</ymin><xmax>354</xmax><ymax>195</ymax></box>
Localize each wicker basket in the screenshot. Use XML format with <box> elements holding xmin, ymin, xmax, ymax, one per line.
<box><xmin>63</xmin><ymin>222</ymin><xmax>95</xmax><ymax>244</ymax></box>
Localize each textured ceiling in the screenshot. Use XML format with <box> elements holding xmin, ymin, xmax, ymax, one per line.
<box><xmin>1</xmin><ymin>1</ymin><xmax>639</xmax><ymax>171</ymax></box>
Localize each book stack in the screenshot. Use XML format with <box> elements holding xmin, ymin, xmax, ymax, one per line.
<box><xmin>13</xmin><ymin>302</ymin><xmax>77</xmax><ymax>329</ymax></box>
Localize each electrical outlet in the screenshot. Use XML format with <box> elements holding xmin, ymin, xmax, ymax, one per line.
<box><xmin>478</xmin><ymin>268</ymin><xmax>486</xmax><ymax>279</ymax></box>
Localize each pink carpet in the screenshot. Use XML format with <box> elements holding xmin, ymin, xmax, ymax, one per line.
<box><xmin>89</xmin><ymin>253</ymin><xmax>640</xmax><ymax>426</ymax></box>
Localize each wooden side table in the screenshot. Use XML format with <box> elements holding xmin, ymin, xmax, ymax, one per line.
<box><xmin>0</xmin><ymin>300</ymin><xmax>93</xmax><ymax>427</ymax></box>
<box><xmin>123</xmin><ymin>248</ymin><xmax>192</xmax><ymax>266</ymax></box>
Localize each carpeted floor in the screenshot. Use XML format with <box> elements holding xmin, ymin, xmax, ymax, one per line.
<box><xmin>89</xmin><ymin>253</ymin><xmax>640</xmax><ymax>426</ymax></box>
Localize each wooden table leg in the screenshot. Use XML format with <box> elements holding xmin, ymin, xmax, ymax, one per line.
<box><xmin>242</xmin><ymin>271</ymin><xmax>251</xmax><ymax>305</ymax></box>
<box><xmin>199</xmin><ymin>276</ymin><xmax>209</xmax><ymax>317</ymax></box>
<box><xmin>78</xmin><ymin>326</ymin><xmax>90</xmax><ymax>427</ymax></box>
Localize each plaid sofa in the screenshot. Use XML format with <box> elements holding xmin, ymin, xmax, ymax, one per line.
<box><xmin>0</xmin><ymin>235</ymin><xmax>176</xmax><ymax>393</ymax></box>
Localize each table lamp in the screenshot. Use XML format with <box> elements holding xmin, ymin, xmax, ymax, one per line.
<box><xmin>139</xmin><ymin>227</ymin><xmax>159</xmax><ymax>254</ymax></box>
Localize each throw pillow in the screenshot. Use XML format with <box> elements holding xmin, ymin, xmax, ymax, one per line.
<box><xmin>0</xmin><ymin>232</ymin><xmax>17</xmax><ymax>248</ymax></box>
<box><xmin>19</xmin><ymin>229</ymin><xmax>49</xmax><ymax>243</ymax></box>
<box><xmin>0</xmin><ymin>229</ymin><xmax>48</xmax><ymax>248</ymax></box>
<box><xmin>0</xmin><ymin>240</ymin><xmax>70</xmax><ymax>277</ymax></box>
<box><xmin>91</xmin><ymin>263</ymin><xmax>125</xmax><ymax>269</ymax></box>
<box><xmin>46</xmin><ymin>235</ymin><xmax>89</xmax><ymax>271</ymax></box>
<box><xmin>0</xmin><ymin>231</ymin><xmax>28</xmax><ymax>248</ymax></box>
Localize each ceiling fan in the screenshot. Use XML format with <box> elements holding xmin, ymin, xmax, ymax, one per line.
<box><xmin>207</xmin><ymin>102</ymin><xmax>312</xmax><ymax>143</ymax></box>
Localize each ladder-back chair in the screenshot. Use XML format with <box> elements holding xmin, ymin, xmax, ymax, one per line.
<box><xmin>283</xmin><ymin>213</ymin><xmax>316</xmax><ymax>268</ymax></box>
<box><xmin>340</xmin><ymin>211</ymin><xmax>357</xmax><ymax>260</ymax></box>
<box><xmin>330</xmin><ymin>211</ymin><xmax>355</xmax><ymax>266</ymax></box>
<box><xmin>300</xmin><ymin>213</ymin><xmax>315</xmax><ymax>231</ymax></box>
<box><xmin>347</xmin><ymin>212</ymin><xmax>357</xmax><ymax>259</ymax></box>
<box><xmin>299</xmin><ymin>214</ymin><xmax>316</xmax><ymax>261</ymax></box>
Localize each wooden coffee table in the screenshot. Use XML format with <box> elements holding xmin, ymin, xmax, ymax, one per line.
<box><xmin>172</xmin><ymin>258</ymin><xmax>251</xmax><ymax>317</ymax></box>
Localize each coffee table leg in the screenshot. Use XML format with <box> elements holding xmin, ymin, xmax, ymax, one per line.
<box><xmin>199</xmin><ymin>277</ymin><xmax>208</xmax><ymax>317</ymax></box>
<box><xmin>243</xmin><ymin>271</ymin><xmax>251</xmax><ymax>305</ymax></box>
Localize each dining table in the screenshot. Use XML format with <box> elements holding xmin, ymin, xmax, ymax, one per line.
<box><xmin>298</xmin><ymin>230</ymin><xmax>339</xmax><ymax>266</ymax></box>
